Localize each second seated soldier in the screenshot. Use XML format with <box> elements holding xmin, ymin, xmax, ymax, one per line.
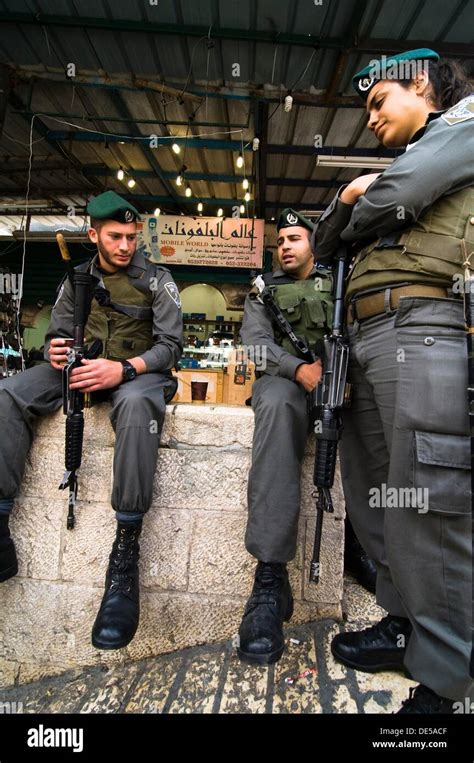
<box><xmin>236</xmin><ymin>209</ymin><xmax>333</xmax><ymax>665</ymax></box>
<box><xmin>0</xmin><ymin>191</ymin><xmax>183</xmax><ymax>650</ymax></box>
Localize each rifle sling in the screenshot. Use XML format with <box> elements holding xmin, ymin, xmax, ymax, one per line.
<box><xmin>259</xmin><ymin>286</ymin><xmax>314</xmax><ymax>363</ymax></box>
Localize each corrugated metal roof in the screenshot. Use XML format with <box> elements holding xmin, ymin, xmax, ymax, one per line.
<box><xmin>0</xmin><ymin>0</ymin><xmax>472</xmax><ymax>231</ymax></box>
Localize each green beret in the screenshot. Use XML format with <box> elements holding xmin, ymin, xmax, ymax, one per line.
<box><xmin>352</xmin><ymin>48</ymin><xmax>440</xmax><ymax>100</ymax></box>
<box><xmin>87</xmin><ymin>191</ymin><xmax>140</xmax><ymax>223</ymax></box>
<box><xmin>277</xmin><ymin>208</ymin><xmax>314</xmax><ymax>233</ymax></box>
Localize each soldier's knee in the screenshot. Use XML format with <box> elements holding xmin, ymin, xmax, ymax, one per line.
<box><xmin>254</xmin><ymin>378</ymin><xmax>305</xmax><ymax>417</ymax></box>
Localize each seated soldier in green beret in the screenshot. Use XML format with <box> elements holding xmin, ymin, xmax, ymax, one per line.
<box><xmin>236</xmin><ymin>209</ymin><xmax>333</xmax><ymax>665</ymax></box>
<box><xmin>0</xmin><ymin>190</ymin><xmax>183</xmax><ymax>650</ymax></box>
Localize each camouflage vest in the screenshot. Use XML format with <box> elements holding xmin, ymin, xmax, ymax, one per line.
<box><xmin>264</xmin><ymin>270</ymin><xmax>333</xmax><ymax>357</ymax></box>
<box><xmin>78</xmin><ymin>262</ymin><xmax>155</xmax><ymax>361</ymax></box>
<box><xmin>346</xmin><ymin>186</ymin><xmax>474</xmax><ymax>303</ymax></box>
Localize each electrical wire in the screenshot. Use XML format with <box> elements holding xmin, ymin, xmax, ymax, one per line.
<box><xmin>33</xmin><ymin>113</ymin><xmax>245</xmax><ymax>142</ymax></box>
<box><xmin>3</xmin><ymin>132</ymin><xmax>45</xmax><ymax>147</ymax></box>
<box><xmin>266</xmin><ymin>48</ymin><xmax>318</xmax><ymax>124</ymax></box>
<box><xmin>10</xmin><ymin>113</ymin><xmax>36</xmax><ymax>372</ymax></box>
<box><xmin>178</xmin><ymin>34</ymin><xmax>210</xmax><ymax>101</ymax></box>
<box><xmin>289</xmin><ymin>48</ymin><xmax>318</xmax><ymax>92</ymax></box>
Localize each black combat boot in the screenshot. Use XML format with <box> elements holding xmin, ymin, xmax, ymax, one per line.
<box><xmin>91</xmin><ymin>521</ymin><xmax>142</xmax><ymax>650</ymax></box>
<box><xmin>237</xmin><ymin>561</ymin><xmax>293</xmax><ymax>665</ymax></box>
<box><xmin>0</xmin><ymin>514</ymin><xmax>18</xmax><ymax>582</ymax></box>
<box><xmin>331</xmin><ymin>614</ymin><xmax>412</xmax><ymax>673</ymax></box>
<box><xmin>344</xmin><ymin>517</ymin><xmax>377</xmax><ymax>594</ymax></box>
<box><xmin>397</xmin><ymin>684</ymin><xmax>454</xmax><ymax>714</ymax></box>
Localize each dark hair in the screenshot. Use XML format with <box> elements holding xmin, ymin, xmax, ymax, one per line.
<box><xmin>428</xmin><ymin>60</ymin><xmax>474</xmax><ymax>109</ymax></box>
<box><xmin>89</xmin><ymin>217</ymin><xmax>105</xmax><ymax>233</ymax></box>
<box><xmin>400</xmin><ymin>59</ymin><xmax>474</xmax><ymax>110</ymax></box>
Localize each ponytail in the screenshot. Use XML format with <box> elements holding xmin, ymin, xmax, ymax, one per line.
<box><xmin>428</xmin><ymin>60</ymin><xmax>474</xmax><ymax>109</ymax></box>
<box><xmin>398</xmin><ymin>59</ymin><xmax>473</xmax><ymax>109</ymax></box>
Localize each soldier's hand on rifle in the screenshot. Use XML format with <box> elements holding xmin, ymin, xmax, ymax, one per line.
<box><xmin>295</xmin><ymin>359</ymin><xmax>322</xmax><ymax>392</ymax></box>
<box><xmin>340</xmin><ymin>173</ymin><xmax>382</xmax><ymax>205</ymax></box>
<box><xmin>48</xmin><ymin>337</ymin><xmax>72</xmax><ymax>370</ymax></box>
<box><xmin>69</xmin><ymin>358</ymin><xmax>124</xmax><ymax>392</ymax></box>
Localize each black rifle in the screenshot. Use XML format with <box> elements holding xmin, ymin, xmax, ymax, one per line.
<box><xmin>252</xmin><ymin>275</ymin><xmax>314</xmax><ymax>364</ymax></box>
<box><xmin>56</xmin><ymin>233</ymin><xmax>99</xmax><ymax>530</ymax></box>
<box><xmin>310</xmin><ymin>246</ymin><xmax>351</xmax><ymax>582</ymax></box>
<box><xmin>252</xmin><ymin>271</ymin><xmax>349</xmax><ymax>583</ymax></box>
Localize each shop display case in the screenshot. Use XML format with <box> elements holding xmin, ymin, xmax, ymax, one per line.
<box><xmin>182</xmin><ymin>318</ymin><xmax>242</xmax><ymax>369</ymax></box>
<box><xmin>183</xmin><ymin>318</ymin><xmax>241</xmax><ymax>346</ymax></box>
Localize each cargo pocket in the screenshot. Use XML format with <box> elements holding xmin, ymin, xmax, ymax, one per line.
<box><xmin>305</xmin><ymin>297</ymin><xmax>327</xmax><ymax>329</ymax></box>
<box><xmin>277</xmin><ymin>292</ymin><xmax>302</xmax><ymax>321</ymax></box>
<box><xmin>395</xmin><ymin>329</ymin><xmax>468</xmax><ymax>436</ymax></box>
<box><xmin>413</xmin><ymin>430</ymin><xmax>471</xmax><ymax>514</ymax></box>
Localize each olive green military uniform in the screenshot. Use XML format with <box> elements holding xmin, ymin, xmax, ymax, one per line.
<box><xmin>0</xmin><ymin>249</ymin><xmax>182</xmax><ymax>518</ymax></box>
<box><xmin>241</xmin><ymin>243</ymin><xmax>333</xmax><ymax>561</ymax></box>
<box><xmin>314</xmin><ymin>88</ymin><xmax>474</xmax><ymax>701</ymax></box>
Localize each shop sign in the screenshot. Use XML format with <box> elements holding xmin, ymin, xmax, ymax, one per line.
<box><xmin>138</xmin><ymin>215</ymin><xmax>264</xmax><ymax>268</ymax></box>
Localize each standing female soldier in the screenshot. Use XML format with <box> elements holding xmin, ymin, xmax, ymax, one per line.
<box><xmin>313</xmin><ymin>48</ymin><xmax>473</xmax><ymax>713</ymax></box>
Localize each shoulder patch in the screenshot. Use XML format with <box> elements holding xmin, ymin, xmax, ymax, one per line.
<box><xmin>164</xmin><ymin>281</ymin><xmax>181</xmax><ymax>308</ymax></box>
<box><xmin>441</xmin><ymin>95</ymin><xmax>474</xmax><ymax>126</ymax></box>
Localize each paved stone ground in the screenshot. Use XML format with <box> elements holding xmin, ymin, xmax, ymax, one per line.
<box><xmin>0</xmin><ymin>577</ymin><xmax>415</xmax><ymax>714</ymax></box>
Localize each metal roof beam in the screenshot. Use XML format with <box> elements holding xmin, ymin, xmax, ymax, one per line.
<box><xmin>3</xmin><ymin>14</ymin><xmax>473</xmax><ymax>57</ymax></box>
<box><xmin>268</xmin><ymin>145</ymin><xmax>401</xmax><ymax>157</ymax></box>
<box><xmin>46</xmin><ymin>132</ymin><xmax>254</xmax><ymax>150</ymax></box>
<box><xmin>255</xmin><ymin>101</ymin><xmax>268</xmax><ymax>220</ymax></box>
<box><xmin>13</xmin><ymin>109</ymin><xmax>249</xmax><ymax>129</ymax></box>
<box><xmin>45</xmin><ymin>132</ymin><xmax>400</xmax><ymax>158</ymax></box>
<box><xmin>81</xmin><ymin>166</ymin><xmax>255</xmax><ymax>183</ymax></box>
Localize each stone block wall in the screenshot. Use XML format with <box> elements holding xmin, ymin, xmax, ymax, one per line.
<box><xmin>0</xmin><ymin>404</ymin><xmax>344</xmax><ymax>687</ymax></box>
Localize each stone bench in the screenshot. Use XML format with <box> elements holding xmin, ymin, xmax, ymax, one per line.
<box><xmin>0</xmin><ymin>404</ymin><xmax>344</xmax><ymax>687</ymax></box>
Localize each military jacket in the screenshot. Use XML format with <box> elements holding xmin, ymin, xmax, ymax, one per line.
<box><xmin>44</xmin><ymin>250</ymin><xmax>183</xmax><ymax>372</ymax></box>
<box><xmin>241</xmin><ymin>265</ymin><xmax>333</xmax><ymax>379</ymax></box>
<box><xmin>313</xmin><ymin>95</ymin><xmax>474</xmax><ymax>302</ymax></box>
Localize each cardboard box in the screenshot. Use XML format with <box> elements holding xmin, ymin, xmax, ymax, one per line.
<box><xmin>172</xmin><ymin>369</ymin><xmax>224</xmax><ymax>404</ymax></box>
<box><xmin>223</xmin><ymin>350</ymin><xmax>255</xmax><ymax>406</ymax></box>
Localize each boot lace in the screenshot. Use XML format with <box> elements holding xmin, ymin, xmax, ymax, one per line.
<box><xmin>245</xmin><ymin>563</ymin><xmax>286</xmax><ymax>612</ymax></box>
<box><xmin>109</xmin><ymin>527</ymin><xmax>139</xmax><ymax>592</ymax></box>
<box><xmin>358</xmin><ymin>614</ymin><xmax>405</xmax><ymax>645</ymax></box>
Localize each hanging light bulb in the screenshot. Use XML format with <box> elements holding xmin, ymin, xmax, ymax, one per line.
<box><xmin>252</xmin><ymin>137</ymin><xmax>260</xmax><ymax>151</ymax></box>
<box><xmin>244</xmin><ymin>191</ymin><xmax>251</xmax><ymax>202</ymax></box>
<box><xmin>284</xmin><ymin>93</ymin><xmax>293</xmax><ymax>112</ymax></box>
<box><xmin>116</xmin><ymin>167</ymin><xmax>124</xmax><ymax>181</ymax></box>
<box><xmin>172</xmin><ymin>142</ymin><xmax>181</xmax><ymax>154</ymax></box>
<box><xmin>185</xmin><ymin>184</ymin><xmax>192</xmax><ymax>198</ymax></box>
<box><xmin>154</xmin><ymin>207</ymin><xmax>161</xmax><ymax>216</ymax></box>
<box><xmin>176</xmin><ymin>174</ymin><xmax>183</xmax><ymax>186</ymax></box>
<box><xmin>242</xmin><ymin>178</ymin><xmax>249</xmax><ymax>190</ymax></box>
<box><xmin>240</xmin><ymin>204</ymin><xmax>245</xmax><ymax>215</ymax></box>
<box><xmin>197</xmin><ymin>202</ymin><xmax>203</xmax><ymax>212</ymax></box>
<box><xmin>217</xmin><ymin>208</ymin><xmax>223</xmax><ymax>217</ymax></box>
<box><xmin>236</xmin><ymin>152</ymin><xmax>244</xmax><ymax>169</ymax></box>
<box><xmin>127</xmin><ymin>178</ymin><xmax>136</xmax><ymax>188</ymax></box>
